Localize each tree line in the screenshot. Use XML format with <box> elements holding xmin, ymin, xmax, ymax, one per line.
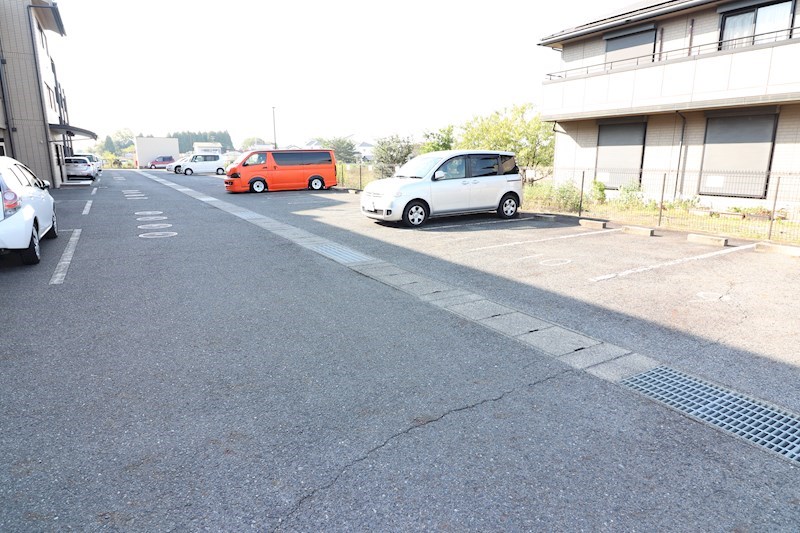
<box><xmin>86</xmin><ymin>103</ymin><xmax>553</xmax><ymax>174</ymax></box>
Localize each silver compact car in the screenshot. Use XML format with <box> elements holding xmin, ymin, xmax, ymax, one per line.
<box><xmin>361</xmin><ymin>150</ymin><xmax>522</xmax><ymax>227</ymax></box>
<box><xmin>0</xmin><ymin>156</ymin><xmax>58</xmax><ymax>264</ymax></box>
<box><xmin>65</xmin><ymin>156</ymin><xmax>96</xmax><ymax>179</ymax></box>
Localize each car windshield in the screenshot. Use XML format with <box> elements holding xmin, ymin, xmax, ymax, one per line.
<box><xmin>394</xmin><ymin>154</ymin><xmax>442</xmax><ymax>179</ymax></box>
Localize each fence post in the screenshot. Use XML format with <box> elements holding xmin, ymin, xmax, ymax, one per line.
<box><xmin>579</xmin><ymin>171</ymin><xmax>585</xmax><ymax>217</ymax></box>
<box><xmin>658</xmin><ymin>173</ymin><xmax>667</xmax><ymax>227</ymax></box>
<box><xmin>768</xmin><ymin>173</ymin><xmax>782</xmax><ymax>241</ymax></box>
<box><xmin>359</xmin><ymin>164</ymin><xmax>362</xmax><ymax>190</ymax></box>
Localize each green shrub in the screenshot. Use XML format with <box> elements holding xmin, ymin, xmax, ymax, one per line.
<box><xmin>591</xmin><ymin>180</ymin><xmax>606</xmax><ymax>204</ymax></box>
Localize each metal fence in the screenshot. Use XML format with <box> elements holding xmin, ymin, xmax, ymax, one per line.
<box><xmin>525</xmin><ymin>168</ymin><xmax>800</xmax><ymax>245</ymax></box>
<box><xmin>335</xmin><ymin>163</ymin><xmax>800</xmax><ymax>244</ymax></box>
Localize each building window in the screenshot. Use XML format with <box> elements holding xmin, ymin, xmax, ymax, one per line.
<box><xmin>699</xmin><ymin>113</ymin><xmax>777</xmax><ymax>198</ymax></box>
<box><xmin>595</xmin><ymin>121</ymin><xmax>647</xmax><ymax>189</ymax></box>
<box><xmin>720</xmin><ymin>0</ymin><xmax>794</xmax><ymax>49</ymax></box>
<box><xmin>37</xmin><ymin>22</ymin><xmax>48</xmax><ymax>53</ymax></box>
<box><xmin>604</xmin><ymin>24</ymin><xmax>656</xmax><ymax>69</ymax></box>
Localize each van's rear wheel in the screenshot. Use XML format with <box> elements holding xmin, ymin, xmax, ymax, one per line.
<box><xmin>184</xmin><ymin>168</ymin><xmax>193</xmax><ymax>175</ymax></box>
<box><xmin>250</xmin><ymin>180</ymin><xmax>267</xmax><ymax>193</ymax></box>
<box><xmin>309</xmin><ymin>177</ymin><xmax>324</xmax><ymax>190</ymax></box>
<box><xmin>216</xmin><ymin>168</ymin><xmax>225</xmax><ymax>175</ymax></box>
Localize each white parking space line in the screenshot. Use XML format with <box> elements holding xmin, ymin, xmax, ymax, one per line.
<box><xmin>467</xmin><ymin>228</ymin><xmax>623</xmax><ymax>253</ymax></box>
<box><xmin>91</xmin><ymin>187</ymin><xmax>98</xmax><ymax>196</ymax></box>
<box><xmin>590</xmin><ymin>244</ymin><xmax>757</xmax><ymax>282</ymax></box>
<box><xmin>49</xmin><ymin>229</ymin><xmax>81</xmax><ymax>285</ymax></box>
<box><xmin>419</xmin><ymin>217</ymin><xmax>534</xmax><ymax>231</ymax></box>
<box><xmin>82</xmin><ymin>200</ymin><xmax>92</xmax><ymax>215</ymax></box>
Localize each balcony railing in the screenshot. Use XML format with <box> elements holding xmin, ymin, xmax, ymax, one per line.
<box><xmin>545</xmin><ymin>26</ymin><xmax>799</xmax><ymax>81</ymax></box>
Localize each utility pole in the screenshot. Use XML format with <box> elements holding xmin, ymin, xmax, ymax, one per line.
<box><xmin>272</xmin><ymin>107</ymin><xmax>277</xmax><ymax>149</ymax></box>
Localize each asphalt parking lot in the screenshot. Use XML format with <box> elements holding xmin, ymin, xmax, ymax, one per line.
<box><xmin>3</xmin><ymin>169</ymin><xmax>799</xmax><ymax>529</ymax></box>
<box><xmin>261</xmin><ymin>186</ymin><xmax>800</xmax><ymax>409</ymax></box>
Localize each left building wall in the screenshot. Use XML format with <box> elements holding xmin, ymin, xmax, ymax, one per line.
<box><xmin>0</xmin><ymin>0</ymin><xmax>95</xmax><ymax>187</ymax></box>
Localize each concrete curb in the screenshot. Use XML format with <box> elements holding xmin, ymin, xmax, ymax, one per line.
<box><xmin>623</xmin><ymin>226</ymin><xmax>655</xmax><ymax>236</ymax></box>
<box><xmin>579</xmin><ymin>219</ymin><xmax>607</xmax><ymax>229</ymax></box>
<box><xmin>688</xmin><ymin>233</ymin><xmax>728</xmax><ymax>247</ymax></box>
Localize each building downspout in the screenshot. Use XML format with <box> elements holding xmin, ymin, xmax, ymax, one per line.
<box><xmin>675</xmin><ymin>111</ymin><xmax>687</xmax><ymax>198</ymax></box>
<box><xmin>0</xmin><ymin>50</ymin><xmax>17</xmax><ymax>158</ymax></box>
<box><xmin>27</xmin><ymin>4</ymin><xmax>61</xmax><ymax>187</ymax></box>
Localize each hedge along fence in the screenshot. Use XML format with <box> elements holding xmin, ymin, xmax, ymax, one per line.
<box><xmin>524</xmin><ymin>168</ymin><xmax>800</xmax><ymax>245</ymax></box>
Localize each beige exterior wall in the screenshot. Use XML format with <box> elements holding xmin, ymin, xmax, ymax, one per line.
<box><xmin>0</xmin><ymin>1</ymin><xmax>73</xmax><ymax>186</ymax></box>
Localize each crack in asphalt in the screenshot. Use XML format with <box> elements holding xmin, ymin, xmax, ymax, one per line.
<box><xmin>271</xmin><ymin>373</ymin><xmax>564</xmax><ymax>531</ymax></box>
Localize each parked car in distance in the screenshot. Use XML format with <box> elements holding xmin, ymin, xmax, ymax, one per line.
<box><xmin>360</xmin><ymin>150</ymin><xmax>522</xmax><ymax>227</ymax></box>
<box><xmin>148</xmin><ymin>155</ymin><xmax>175</xmax><ymax>169</ymax></box>
<box><xmin>64</xmin><ymin>156</ymin><xmax>96</xmax><ymax>179</ymax></box>
<box><xmin>167</xmin><ymin>156</ymin><xmax>190</xmax><ymax>173</ymax></box>
<box><xmin>180</xmin><ymin>153</ymin><xmax>226</xmax><ymax>175</ymax></box>
<box><xmin>0</xmin><ymin>156</ymin><xmax>57</xmax><ymax>264</ymax></box>
<box><xmin>74</xmin><ymin>153</ymin><xmax>102</xmax><ymax>176</ymax></box>
<box><xmin>224</xmin><ymin>149</ymin><xmax>337</xmax><ymax>193</ymax></box>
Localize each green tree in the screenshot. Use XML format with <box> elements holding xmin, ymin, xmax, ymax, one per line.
<box><xmin>112</xmin><ymin>128</ymin><xmax>135</xmax><ymax>150</ymax></box>
<box><xmin>240</xmin><ymin>137</ymin><xmax>267</xmax><ymax>150</ymax></box>
<box><xmin>457</xmin><ymin>104</ymin><xmax>553</xmax><ymax>168</ymax></box>
<box><xmin>373</xmin><ymin>135</ymin><xmax>415</xmax><ymax>178</ymax></box>
<box><xmin>169</xmin><ymin>130</ymin><xmax>235</xmax><ymax>153</ymax></box>
<box><xmin>419</xmin><ymin>125</ymin><xmax>455</xmax><ymax>153</ymax></box>
<box><xmin>103</xmin><ymin>135</ymin><xmax>116</xmax><ymax>154</ymax></box>
<box><xmin>315</xmin><ymin>136</ymin><xmax>358</xmax><ymax>163</ymax></box>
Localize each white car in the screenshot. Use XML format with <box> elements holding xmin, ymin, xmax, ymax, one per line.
<box><xmin>65</xmin><ymin>156</ymin><xmax>96</xmax><ymax>179</ymax></box>
<box><xmin>167</xmin><ymin>156</ymin><xmax>190</xmax><ymax>173</ymax></box>
<box><xmin>180</xmin><ymin>153</ymin><xmax>226</xmax><ymax>175</ymax></box>
<box><xmin>74</xmin><ymin>153</ymin><xmax>102</xmax><ymax>176</ymax></box>
<box><xmin>0</xmin><ymin>156</ymin><xmax>58</xmax><ymax>264</ymax></box>
<box><xmin>361</xmin><ymin>150</ymin><xmax>523</xmax><ymax>227</ymax></box>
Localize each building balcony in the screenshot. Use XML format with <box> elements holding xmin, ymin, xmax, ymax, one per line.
<box><xmin>541</xmin><ymin>27</ymin><xmax>800</xmax><ymax>122</ymax></box>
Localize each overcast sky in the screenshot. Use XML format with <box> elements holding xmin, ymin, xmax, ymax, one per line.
<box><xmin>51</xmin><ymin>0</ymin><xmax>613</xmax><ymax>150</ymax></box>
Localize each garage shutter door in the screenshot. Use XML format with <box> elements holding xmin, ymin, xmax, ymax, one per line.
<box><xmin>700</xmin><ymin>114</ymin><xmax>776</xmax><ymax>197</ymax></box>
<box><xmin>595</xmin><ymin>122</ymin><xmax>646</xmax><ymax>189</ymax></box>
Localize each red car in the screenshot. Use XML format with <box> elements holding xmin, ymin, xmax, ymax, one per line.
<box><xmin>148</xmin><ymin>155</ymin><xmax>175</xmax><ymax>169</ymax></box>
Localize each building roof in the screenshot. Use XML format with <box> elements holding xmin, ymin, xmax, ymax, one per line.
<box><xmin>540</xmin><ymin>0</ymin><xmax>721</xmax><ymax>47</ymax></box>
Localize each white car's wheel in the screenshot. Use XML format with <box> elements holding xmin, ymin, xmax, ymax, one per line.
<box><xmin>498</xmin><ymin>194</ymin><xmax>519</xmax><ymax>219</ymax></box>
<box><xmin>44</xmin><ymin>208</ymin><xmax>58</xmax><ymax>239</ymax></box>
<box><xmin>184</xmin><ymin>168</ymin><xmax>193</xmax><ymax>175</ymax></box>
<box><xmin>402</xmin><ymin>201</ymin><xmax>428</xmax><ymax>227</ymax></box>
<box><xmin>19</xmin><ymin>227</ymin><xmax>41</xmax><ymax>265</ymax></box>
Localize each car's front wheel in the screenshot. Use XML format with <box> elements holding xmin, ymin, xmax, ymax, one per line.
<box><xmin>497</xmin><ymin>193</ymin><xmax>519</xmax><ymax>219</ymax></box>
<box><xmin>19</xmin><ymin>226</ymin><xmax>41</xmax><ymax>265</ymax></box>
<box><xmin>174</xmin><ymin>166</ymin><xmax>181</xmax><ymax>174</ymax></box>
<box><xmin>150</xmin><ymin>164</ymin><xmax>156</xmax><ymax>169</ymax></box>
<box><xmin>402</xmin><ymin>200</ymin><xmax>428</xmax><ymax>227</ymax></box>
<box><xmin>250</xmin><ymin>179</ymin><xmax>267</xmax><ymax>193</ymax></box>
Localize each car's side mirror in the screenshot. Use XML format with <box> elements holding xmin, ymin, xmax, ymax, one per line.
<box><xmin>41</xmin><ymin>180</ymin><xmax>51</xmax><ymax>189</ymax></box>
<box><xmin>433</xmin><ymin>170</ymin><xmax>446</xmax><ymax>181</ymax></box>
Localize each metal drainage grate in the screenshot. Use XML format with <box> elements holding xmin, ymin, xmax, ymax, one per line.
<box><xmin>622</xmin><ymin>366</ymin><xmax>800</xmax><ymax>463</ymax></box>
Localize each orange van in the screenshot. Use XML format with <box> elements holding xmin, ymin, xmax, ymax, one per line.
<box><xmin>224</xmin><ymin>149</ymin><xmax>337</xmax><ymax>193</ymax></box>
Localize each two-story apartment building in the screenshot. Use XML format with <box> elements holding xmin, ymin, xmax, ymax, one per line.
<box><xmin>0</xmin><ymin>0</ymin><xmax>96</xmax><ymax>187</ymax></box>
<box><xmin>540</xmin><ymin>0</ymin><xmax>800</xmax><ymax>213</ymax></box>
